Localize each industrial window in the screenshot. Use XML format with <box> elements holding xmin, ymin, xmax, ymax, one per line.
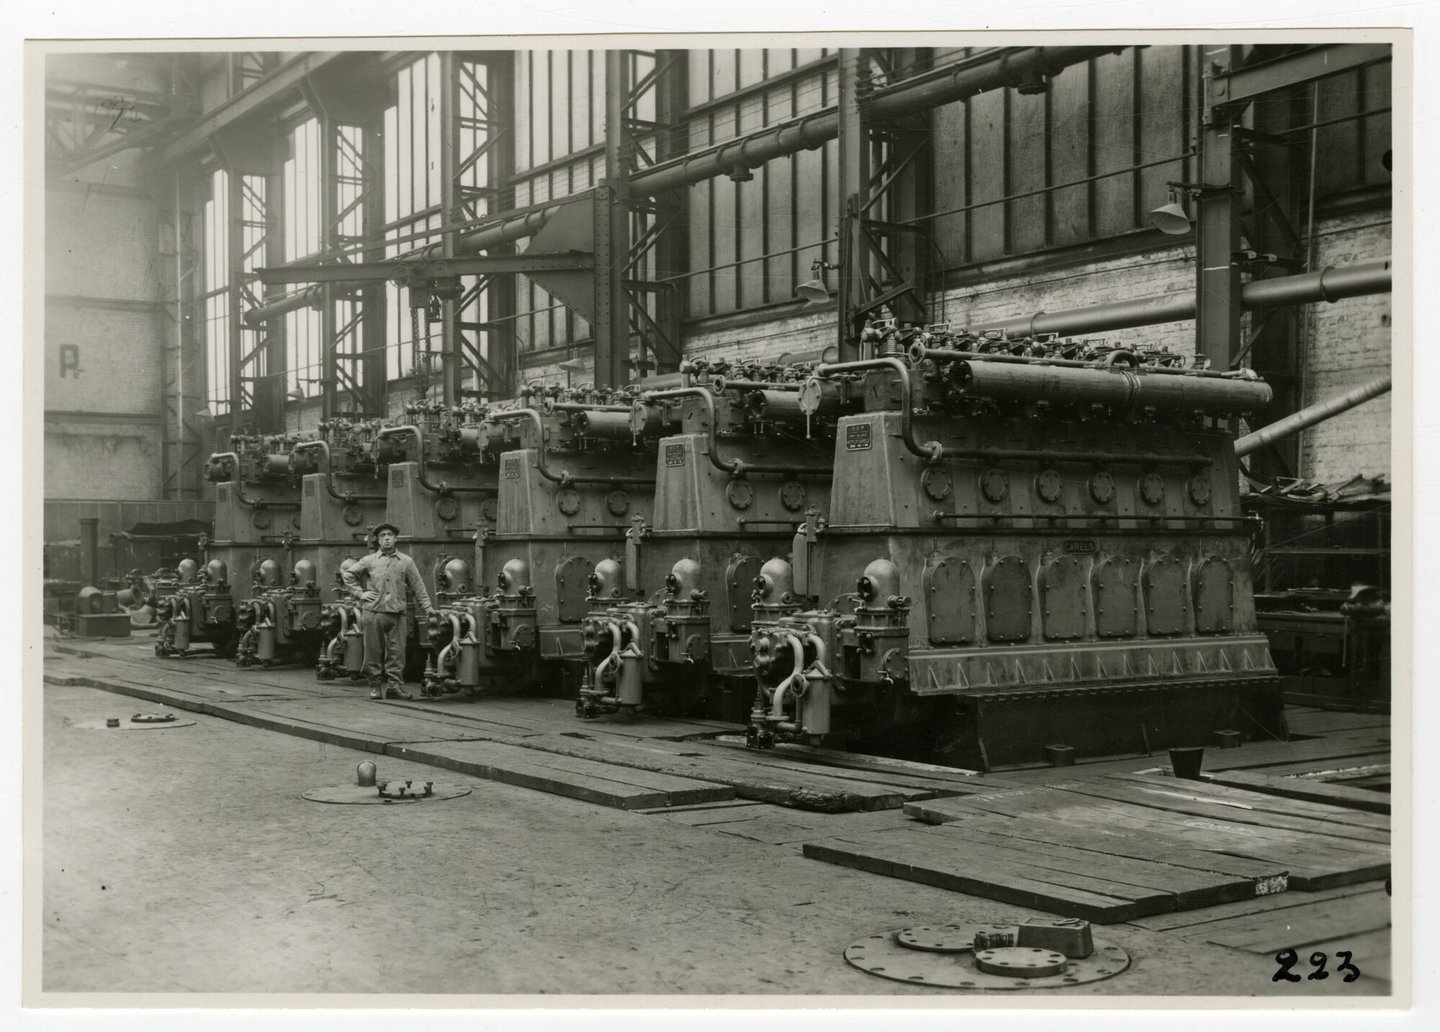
<box><xmin>284</xmin><ymin>118</ymin><xmax>322</xmax><ymax>397</ymax></box>
<box><xmin>684</xmin><ymin>49</ymin><xmax>838</xmax><ymax>319</ymax></box>
<box><xmin>384</xmin><ymin>54</ymin><xmax>443</xmax><ymax>382</ymax></box>
<box><xmin>334</xmin><ymin>124</ymin><xmax>366</xmax><ymax>394</ymax></box>
<box><xmin>203</xmin><ymin>168</ymin><xmax>229</xmax><ymax>414</ymax></box>
<box><xmin>236</xmin><ymin>174</ymin><xmax>268</xmax><ymax>411</ymax></box>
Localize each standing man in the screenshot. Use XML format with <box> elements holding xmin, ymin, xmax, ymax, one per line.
<box><xmin>341</xmin><ymin>522</ymin><xmax>434</xmax><ymax>700</ymax></box>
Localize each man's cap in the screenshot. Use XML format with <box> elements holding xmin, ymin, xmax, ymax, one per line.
<box><xmin>372</xmin><ymin>522</ymin><xmax>401</xmax><ymax>538</ymax></box>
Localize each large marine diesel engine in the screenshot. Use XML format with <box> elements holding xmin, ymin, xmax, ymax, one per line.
<box><xmin>577</xmin><ymin>354</ymin><xmax>839</xmax><ymax>719</ymax></box>
<box><xmin>232</xmin><ymin>418</ymin><xmax>392</xmax><ymax>669</ymax></box>
<box><xmin>421</xmin><ymin>385</ymin><xmax>660</xmax><ymax>697</ymax></box>
<box><xmin>746</xmin><ymin>326</ymin><xmax>1281</xmax><ymax>769</ymax></box>
<box><xmin>154</xmin><ymin>432</ymin><xmax>307</xmax><ymax>658</ymax></box>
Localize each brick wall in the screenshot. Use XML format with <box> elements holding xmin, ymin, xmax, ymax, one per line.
<box><xmin>1299</xmin><ymin>214</ymin><xmax>1393</xmax><ymax>482</ymax></box>
<box><xmin>45</xmin><ymin>55</ymin><xmax>168</xmax><ymax>503</ymax></box>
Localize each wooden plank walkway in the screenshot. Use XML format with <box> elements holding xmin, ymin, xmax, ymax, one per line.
<box><xmin>44</xmin><ymin>642</ymin><xmax>961</xmax><ymax>813</ymax></box>
<box><xmin>1203</xmin><ymin>769</ymin><xmax>1390</xmax><ymax>814</ymax></box>
<box><xmin>802</xmin><ymin>769</ymin><xmax>1389</xmax><ymax>922</ymax></box>
<box><xmin>1129</xmin><ymin>883</ymin><xmax>1391</xmax><ymax>953</ymax></box>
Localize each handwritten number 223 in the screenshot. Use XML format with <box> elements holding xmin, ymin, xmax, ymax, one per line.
<box><xmin>1274</xmin><ymin>949</ymin><xmax>1361</xmax><ymax>983</ymax></box>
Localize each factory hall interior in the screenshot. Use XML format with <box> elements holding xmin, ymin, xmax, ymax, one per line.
<box><xmin>35</xmin><ymin>39</ymin><xmax>1401</xmax><ymax>1001</ymax></box>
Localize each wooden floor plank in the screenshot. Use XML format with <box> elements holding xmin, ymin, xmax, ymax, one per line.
<box><xmin>1185</xmin><ymin>891</ymin><xmax>1390</xmax><ymax>953</ymax></box>
<box><xmin>923</xmin><ymin>824</ymin><xmax>1257</xmax><ymax>909</ymax></box>
<box><xmin>905</xmin><ymin>805</ymin><xmax>1290</xmax><ymax>890</ymax></box>
<box><xmin>388</xmin><ymin>740</ymin><xmax>733</xmax><ymax>810</ymax></box>
<box><xmin>1202</xmin><ymin>770</ymin><xmax>1390</xmax><ymax>815</ymax></box>
<box><xmin>1257</xmin><ymin>758</ymin><xmax>1391</xmax><ymax>780</ymax></box>
<box><xmin>1127</xmin><ymin>882</ymin><xmax>1382</xmax><ymax>931</ymax></box>
<box><xmin>801</xmin><ymin>835</ymin><xmax>1150</xmax><ymax>923</ymax></box>
<box><xmin>1108</xmin><ymin>773</ymin><xmax>1391</xmax><ymax>829</ymax></box>
<box><xmin>1201</xmin><ymin>733</ymin><xmax>1391</xmax><ymax>772</ymax></box>
<box><xmin>1053</xmin><ymin>779</ymin><xmax>1390</xmax><ymax>846</ymax></box>
<box><xmin>910</xmin><ymin>788</ymin><xmax>1386</xmax><ymax>890</ymax></box>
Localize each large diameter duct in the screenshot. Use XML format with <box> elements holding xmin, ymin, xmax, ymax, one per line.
<box><xmin>242</xmin><ymin>286</ymin><xmax>323</xmax><ymax>327</ymax></box>
<box><xmin>952</xmin><ymin>360</ymin><xmax>1274</xmax><ymax>415</ymax></box>
<box><xmin>1234</xmin><ymin>376</ymin><xmax>1391</xmax><ymax>457</ymax></box>
<box><xmin>631</xmin><ymin>46</ymin><xmax>1111</xmax><ymax>198</ymax></box>
<box><xmin>972</xmin><ymin>260</ymin><xmax>1392</xmax><ymax>338</ymax></box>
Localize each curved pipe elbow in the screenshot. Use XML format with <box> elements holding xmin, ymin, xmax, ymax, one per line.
<box><xmin>294</xmin><ymin>439</ymin><xmax>386</xmax><ymax>504</ymax></box>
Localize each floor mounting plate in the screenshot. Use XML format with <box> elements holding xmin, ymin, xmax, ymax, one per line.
<box><xmin>845</xmin><ymin>925</ymin><xmax>1130</xmax><ymax>990</ymax></box>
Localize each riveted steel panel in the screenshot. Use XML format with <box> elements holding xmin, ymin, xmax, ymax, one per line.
<box><xmin>1040</xmin><ymin>555</ymin><xmax>1087</xmax><ymax>641</ymax></box>
<box><xmin>1194</xmin><ymin>556</ymin><xmax>1235</xmax><ymax>634</ymax></box>
<box><xmin>1092</xmin><ymin>556</ymin><xmax>1140</xmax><ymax>639</ymax></box>
<box><xmin>924</xmin><ymin>557</ymin><xmax>976</xmax><ymax>644</ymax></box>
<box><xmin>726</xmin><ymin>554</ymin><xmax>761</xmax><ymax>632</ymax></box>
<box><xmin>554</xmin><ymin>554</ymin><xmax>593</xmax><ymax>624</ymax></box>
<box><xmin>984</xmin><ymin>556</ymin><xmax>1032</xmax><ymax>643</ymax></box>
<box><xmin>1143</xmin><ymin>554</ymin><xmax>1188</xmax><ymax>636</ymax></box>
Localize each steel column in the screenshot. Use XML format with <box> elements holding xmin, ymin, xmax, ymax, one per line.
<box><xmin>1196</xmin><ymin>45</ymin><xmax>1244</xmax><ymax>371</ymax></box>
<box><xmin>319</xmin><ymin>113</ymin><xmax>341</xmax><ymax>419</ymax></box>
<box><xmin>836</xmin><ymin>50</ymin><xmax>868</xmax><ymax>361</ymax></box>
<box><xmin>481</xmin><ymin>52</ymin><xmax>517</xmax><ymax>398</ymax></box>
<box><xmin>360</xmin><ymin>120</ymin><xmax>389</xmax><ymax>412</ymax></box>
<box><xmin>225</xmin><ymin>169</ymin><xmax>247</xmax><ymax>430</ymax></box>
<box><xmin>596</xmin><ymin>50</ymin><xmax>632</xmax><ymax>387</ymax></box>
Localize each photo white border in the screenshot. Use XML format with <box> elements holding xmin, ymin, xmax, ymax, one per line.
<box><xmin>9</xmin><ymin>4</ymin><xmax>1434</xmax><ymax>1030</ymax></box>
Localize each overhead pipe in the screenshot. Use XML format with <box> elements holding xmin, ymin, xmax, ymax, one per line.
<box><xmin>440</xmin><ymin>46</ymin><xmax>1112</xmax><ymax>254</ymax></box>
<box><xmin>1234</xmin><ymin>376</ymin><xmax>1391</xmax><ymax>457</ymax></box>
<box><xmin>971</xmin><ymin>260</ymin><xmax>1392</xmax><ymax>339</ymax></box>
<box><xmin>242</xmin><ymin>286</ymin><xmax>323</xmax><ymax>328</ymax></box>
<box><xmin>640</xmin><ymin>387</ymin><xmax>835</xmax><ymax>478</ymax></box>
<box><xmin>376</xmin><ymin>425</ymin><xmax>493</xmax><ymax>495</ymax></box>
<box><xmin>629</xmin><ymin>46</ymin><xmax>1113</xmax><ymax>198</ymax></box>
<box><xmin>291</xmin><ymin>440</ymin><xmax>387</xmax><ymax>503</ymax></box>
<box><xmin>485</xmin><ymin>409</ymin><xmax>655</xmax><ymax>487</ymax></box>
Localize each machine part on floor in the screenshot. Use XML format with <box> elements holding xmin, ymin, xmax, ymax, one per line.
<box><xmin>975</xmin><ymin>947</ymin><xmax>1068</xmax><ymax>978</ymax></box>
<box><xmin>300</xmin><ymin>781</ymin><xmax>473</xmax><ymax>805</ymax></box>
<box><xmin>969</xmin><ymin>919</ymin><xmax>1096</xmax><ymax>958</ymax></box>
<box><xmin>129</xmin><ymin>712</ymin><xmax>176</xmax><ymax>724</ymax></box>
<box><xmin>844</xmin><ymin>924</ymin><xmax>1130</xmax><ymax>990</ymax></box>
<box><xmin>745</xmin><ymin>327</ymin><xmax>1281</xmax><ymax>768</ymax></box>
<box><xmin>1169</xmin><ymin>746</ymin><xmax>1206</xmax><ymax>779</ymax></box>
<box><xmin>72</xmin><ymin>717</ymin><xmax>197</xmax><ymax>731</ymax></box>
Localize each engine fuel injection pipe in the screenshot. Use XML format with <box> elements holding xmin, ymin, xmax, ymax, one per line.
<box><xmin>376</xmin><ymin>425</ymin><xmax>494</xmax><ymax>495</ymax></box>
<box><xmin>290</xmin><ymin>440</ymin><xmax>387</xmax><ymax>503</ymax></box>
<box><xmin>640</xmin><ymin>387</ymin><xmax>835</xmax><ymax>477</ymax></box>
<box><xmin>486</xmin><ymin>409</ymin><xmax>656</xmax><ymax>487</ymax></box>
<box><xmin>815</xmin><ymin>358</ymin><xmax>1215</xmax><ymax>467</ymax></box>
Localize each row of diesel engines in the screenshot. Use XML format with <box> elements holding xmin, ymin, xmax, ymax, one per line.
<box><xmin>156</xmin><ymin>323</ymin><xmax>1281</xmax><ymax>769</ymax></box>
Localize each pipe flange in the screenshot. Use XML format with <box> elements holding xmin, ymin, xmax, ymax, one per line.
<box><xmin>845</xmin><ymin>926</ymin><xmax>1130</xmax><ymax>990</ymax></box>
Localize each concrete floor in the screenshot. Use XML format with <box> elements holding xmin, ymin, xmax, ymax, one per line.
<box><xmin>39</xmin><ymin>680</ymin><xmax>1389</xmax><ymax>1000</ymax></box>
